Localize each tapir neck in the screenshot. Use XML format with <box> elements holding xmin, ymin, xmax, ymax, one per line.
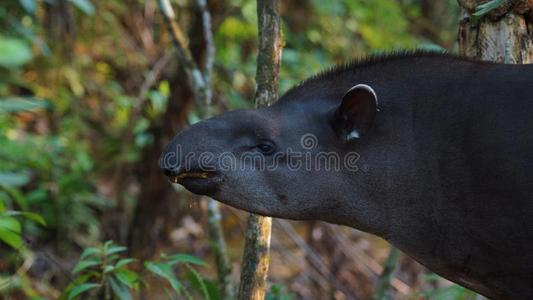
<box><xmin>320</xmin><ymin>63</ymin><xmax>458</xmax><ymax>253</ymax></box>
<box><xmin>336</xmin><ymin>99</ymin><xmax>435</xmax><ymax>242</ymax></box>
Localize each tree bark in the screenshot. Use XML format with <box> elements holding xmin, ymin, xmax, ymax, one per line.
<box><xmin>238</xmin><ymin>0</ymin><xmax>282</xmax><ymax>299</ymax></box>
<box><xmin>458</xmin><ymin>0</ymin><xmax>533</xmax><ymax>63</ymax></box>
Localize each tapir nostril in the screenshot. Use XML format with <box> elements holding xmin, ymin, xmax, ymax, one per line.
<box><xmin>159</xmin><ymin>150</ymin><xmax>180</xmax><ymax>178</ymax></box>
<box><xmin>162</xmin><ymin>167</ymin><xmax>180</xmax><ymax>178</ymax></box>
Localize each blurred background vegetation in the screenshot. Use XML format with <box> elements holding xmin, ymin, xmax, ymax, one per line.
<box><xmin>0</xmin><ymin>0</ymin><xmax>479</xmax><ymax>299</ymax></box>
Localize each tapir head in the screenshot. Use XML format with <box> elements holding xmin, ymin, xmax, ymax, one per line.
<box><xmin>160</xmin><ymin>83</ymin><xmax>381</xmax><ymax>227</ymax></box>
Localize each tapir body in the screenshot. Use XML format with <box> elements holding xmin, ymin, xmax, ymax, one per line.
<box><xmin>160</xmin><ymin>52</ymin><xmax>533</xmax><ymax>299</ymax></box>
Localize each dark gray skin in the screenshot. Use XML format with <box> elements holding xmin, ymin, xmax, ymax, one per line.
<box><xmin>160</xmin><ymin>52</ymin><xmax>533</xmax><ymax>299</ymax></box>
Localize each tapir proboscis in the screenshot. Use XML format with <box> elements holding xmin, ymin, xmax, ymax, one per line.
<box><xmin>160</xmin><ymin>52</ymin><xmax>533</xmax><ymax>299</ymax></box>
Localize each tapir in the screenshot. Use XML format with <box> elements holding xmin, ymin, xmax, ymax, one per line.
<box><xmin>160</xmin><ymin>52</ymin><xmax>533</xmax><ymax>299</ymax></box>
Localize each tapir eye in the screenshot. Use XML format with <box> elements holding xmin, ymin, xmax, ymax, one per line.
<box><xmin>255</xmin><ymin>141</ymin><xmax>276</xmax><ymax>155</ymax></box>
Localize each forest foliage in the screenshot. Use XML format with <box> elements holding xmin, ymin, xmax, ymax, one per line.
<box><xmin>0</xmin><ymin>0</ymin><xmax>490</xmax><ymax>299</ymax></box>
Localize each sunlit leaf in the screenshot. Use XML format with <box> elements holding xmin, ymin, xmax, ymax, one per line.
<box><xmin>0</xmin><ymin>36</ymin><xmax>33</xmax><ymax>67</ymax></box>
<box><xmin>0</xmin><ymin>216</ymin><xmax>22</xmax><ymax>249</ymax></box>
<box><xmin>0</xmin><ymin>228</ymin><xmax>22</xmax><ymax>250</ymax></box>
<box><xmin>114</xmin><ymin>269</ymin><xmax>139</xmax><ymax>288</ymax></box>
<box><xmin>67</xmin><ymin>283</ymin><xmax>100</xmax><ymax>300</ymax></box>
<box><xmin>158</xmin><ymin>80</ymin><xmax>170</xmax><ymax>97</ymax></box>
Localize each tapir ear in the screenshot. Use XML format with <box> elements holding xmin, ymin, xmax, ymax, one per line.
<box><xmin>331</xmin><ymin>84</ymin><xmax>378</xmax><ymax>142</ymax></box>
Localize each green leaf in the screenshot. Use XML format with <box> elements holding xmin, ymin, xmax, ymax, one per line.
<box><xmin>185</xmin><ymin>265</ymin><xmax>210</xmax><ymax>300</ymax></box>
<box><xmin>145</xmin><ymin>262</ymin><xmax>181</xmax><ymax>294</ymax></box>
<box><xmin>425</xmin><ymin>284</ymin><xmax>475</xmax><ymax>300</ymax></box>
<box><xmin>0</xmin><ymin>216</ymin><xmax>21</xmax><ymax>235</ymax></box>
<box><xmin>72</xmin><ymin>260</ymin><xmax>100</xmax><ymax>274</ymax></box>
<box><xmin>79</xmin><ymin>247</ymin><xmax>100</xmax><ymax>261</ymax></box>
<box><xmin>0</xmin><ymin>200</ymin><xmax>5</xmax><ymax>213</ymax></box>
<box><xmin>6</xmin><ymin>211</ymin><xmax>46</xmax><ymax>226</ymax></box>
<box><xmin>0</xmin><ymin>171</ymin><xmax>30</xmax><ymax>187</ymax></box>
<box><xmin>2</xmin><ymin>186</ymin><xmax>27</xmax><ymax>210</ymax></box>
<box><xmin>473</xmin><ymin>0</ymin><xmax>506</xmax><ymax>17</ymax></box>
<box><xmin>0</xmin><ymin>97</ymin><xmax>52</xmax><ymax>113</ymax></box>
<box><xmin>0</xmin><ymin>216</ymin><xmax>22</xmax><ymax>249</ymax></box>
<box><xmin>0</xmin><ymin>36</ymin><xmax>33</xmax><ymax>68</ymax></box>
<box><xmin>19</xmin><ymin>0</ymin><xmax>37</xmax><ymax>14</ymax></box>
<box><xmin>109</xmin><ymin>276</ymin><xmax>132</xmax><ymax>300</ymax></box>
<box><xmin>133</xmin><ymin>118</ymin><xmax>149</xmax><ymax>134</ymax></box>
<box><xmin>202</xmin><ymin>279</ymin><xmax>222</xmax><ymax>300</ymax></box>
<box><xmin>103</xmin><ymin>240</ymin><xmax>113</xmax><ymax>250</ymax></box>
<box><xmin>67</xmin><ymin>283</ymin><xmax>100</xmax><ymax>300</ymax></box>
<box><xmin>266</xmin><ymin>284</ymin><xmax>292</xmax><ymax>300</ymax></box>
<box><xmin>147</xmin><ymin>91</ymin><xmax>167</xmax><ymax>115</ymax></box>
<box><xmin>187</xmin><ymin>111</ymin><xmax>201</xmax><ymax>125</ymax></box>
<box><xmin>103</xmin><ymin>265</ymin><xmax>115</xmax><ymax>273</ymax></box>
<box><xmin>61</xmin><ymin>272</ymin><xmax>98</xmax><ymax>298</ymax></box>
<box><xmin>158</xmin><ymin>80</ymin><xmax>170</xmax><ymax>97</ymax></box>
<box><xmin>115</xmin><ymin>258</ymin><xmax>136</xmax><ymax>268</ymax></box>
<box><xmin>69</xmin><ymin>0</ymin><xmax>95</xmax><ymax>15</ymax></box>
<box><xmin>107</xmin><ymin>254</ymin><xmax>120</xmax><ymax>263</ymax></box>
<box><xmin>106</xmin><ymin>245</ymin><xmax>127</xmax><ymax>255</ymax></box>
<box><xmin>167</xmin><ymin>254</ymin><xmax>206</xmax><ymax>266</ymax></box>
<box><xmin>114</xmin><ymin>269</ymin><xmax>139</xmax><ymax>288</ymax></box>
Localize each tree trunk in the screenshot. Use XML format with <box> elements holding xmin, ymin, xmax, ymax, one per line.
<box><xmin>458</xmin><ymin>0</ymin><xmax>533</xmax><ymax>63</ymax></box>
<box><xmin>238</xmin><ymin>0</ymin><xmax>282</xmax><ymax>299</ymax></box>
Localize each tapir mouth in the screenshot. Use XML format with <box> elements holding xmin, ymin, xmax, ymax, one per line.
<box><xmin>169</xmin><ymin>170</ymin><xmax>215</xmax><ymax>183</ymax></box>
<box><xmin>168</xmin><ymin>169</ymin><xmax>221</xmax><ymax>196</ymax></box>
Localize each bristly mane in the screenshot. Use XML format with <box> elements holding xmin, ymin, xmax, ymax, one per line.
<box><xmin>280</xmin><ymin>50</ymin><xmax>487</xmax><ymax>100</ymax></box>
